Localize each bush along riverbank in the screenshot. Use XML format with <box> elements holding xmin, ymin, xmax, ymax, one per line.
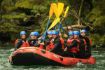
<box><xmin>0</xmin><ymin>0</ymin><xmax>105</xmax><ymax>48</ymax></box>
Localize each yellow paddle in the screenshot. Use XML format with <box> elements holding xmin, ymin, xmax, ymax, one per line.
<box><xmin>42</xmin><ymin>3</ymin><xmax>57</xmax><ymax>40</ymax></box>
<box><xmin>49</xmin><ymin>3</ymin><xmax>56</xmax><ymax>19</ymax></box>
<box><xmin>48</xmin><ymin>2</ymin><xmax>64</xmax><ymax>30</ymax></box>
<box><xmin>57</xmin><ymin>2</ymin><xmax>64</xmax><ymax>18</ymax></box>
<box><xmin>64</xmin><ymin>6</ymin><xmax>70</xmax><ymax>18</ymax></box>
<box><xmin>48</xmin><ymin>17</ymin><xmax>60</xmax><ymax>30</ymax></box>
<box><xmin>48</xmin><ymin>6</ymin><xmax>70</xmax><ymax>30</ymax></box>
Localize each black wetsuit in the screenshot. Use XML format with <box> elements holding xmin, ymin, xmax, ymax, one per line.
<box><xmin>28</xmin><ymin>39</ymin><xmax>39</xmax><ymax>47</ymax></box>
<box><xmin>77</xmin><ymin>38</ymin><xmax>89</xmax><ymax>58</ymax></box>
<box><xmin>44</xmin><ymin>37</ymin><xmax>52</xmax><ymax>49</ymax></box>
<box><xmin>51</xmin><ymin>37</ymin><xmax>63</xmax><ymax>55</ymax></box>
<box><xmin>79</xmin><ymin>36</ymin><xmax>91</xmax><ymax>58</ymax></box>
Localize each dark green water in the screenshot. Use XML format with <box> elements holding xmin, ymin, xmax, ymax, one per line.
<box><xmin>0</xmin><ymin>47</ymin><xmax>105</xmax><ymax>70</ymax></box>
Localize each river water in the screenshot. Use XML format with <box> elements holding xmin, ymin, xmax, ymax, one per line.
<box><xmin>0</xmin><ymin>47</ymin><xmax>105</xmax><ymax>70</ymax></box>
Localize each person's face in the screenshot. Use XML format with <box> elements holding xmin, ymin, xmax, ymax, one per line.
<box><xmin>59</xmin><ymin>33</ymin><xmax>62</xmax><ymax>37</ymax></box>
<box><xmin>74</xmin><ymin>35</ymin><xmax>78</xmax><ymax>39</ymax></box>
<box><xmin>52</xmin><ymin>34</ymin><xmax>57</xmax><ymax>39</ymax></box>
<box><xmin>81</xmin><ymin>32</ymin><xmax>86</xmax><ymax>37</ymax></box>
<box><xmin>48</xmin><ymin>34</ymin><xmax>52</xmax><ymax>38</ymax></box>
<box><xmin>69</xmin><ymin>35</ymin><xmax>74</xmax><ymax>39</ymax></box>
<box><xmin>30</xmin><ymin>35</ymin><xmax>37</xmax><ymax>40</ymax></box>
<box><xmin>68</xmin><ymin>27</ymin><xmax>72</xmax><ymax>32</ymax></box>
<box><xmin>21</xmin><ymin>35</ymin><xmax>26</xmax><ymax>39</ymax></box>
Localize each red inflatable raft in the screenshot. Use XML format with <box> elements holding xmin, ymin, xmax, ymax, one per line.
<box><xmin>9</xmin><ymin>47</ymin><xmax>96</xmax><ymax>66</ymax></box>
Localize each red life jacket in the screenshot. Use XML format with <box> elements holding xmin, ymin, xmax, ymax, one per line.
<box><xmin>39</xmin><ymin>44</ymin><xmax>44</xmax><ymax>49</ymax></box>
<box><xmin>90</xmin><ymin>39</ymin><xmax>92</xmax><ymax>46</ymax></box>
<box><xmin>46</xmin><ymin>41</ymin><xmax>54</xmax><ymax>51</ymax></box>
<box><xmin>46</xmin><ymin>37</ymin><xmax>65</xmax><ymax>51</ymax></box>
<box><xmin>60</xmin><ymin>38</ymin><xmax>65</xmax><ymax>50</ymax></box>
<box><xmin>67</xmin><ymin>39</ymin><xmax>73</xmax><ymax>45</ymax></box>
<box><xmin>83</xmin><ymin>37</ymin><xmax>92</xmax><ymax>51</ymax></box>
<box><xmin>21</xmin><ymin>40</ymin><xmax>30</xmax><ymax>47</ymax></box>
<box><xmin>82</xmin><ymin>39</ymin><xmax>87</xmax><ymax>51</ymax></box>
<box><xmin>67</xmin><ymin>39</ymin><xmax>80</xmax><ymax>53</ymax></box>
<box><xmin>15</xmin><ymin>39</ymin><xmax>18</xmax><ymax>46</ymax></box>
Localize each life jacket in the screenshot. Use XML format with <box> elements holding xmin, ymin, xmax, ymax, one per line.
<box><xmin>46</xmin><ymin>41</ymin><xmax>54</xmax><ymax>51</ymax></box>
<box><xmin>15</xmin><ymin>39</ymin><xmax>29</xmax><ymax>47</ymax></box>
<box><xmin>60</xmin><ymin>38</ymin><xmax>65</xmax><ymax>50</ymax></box>
<box><xmin>39</xmin><ymin>44</ymin><xmax>44</xmax><ymax>49</ymax></box>
<box><xmin>90</xmin><ymin>39</ymin><xmax>92</xmax><ymax>46</ymax></box>
<box><xmin>46</xmin><ymin>37</ymin><xmax>65</xmax><ymax>51</ymax></box>
<box><xmin>67</xmin><ymin>39</ymin><xmax>74</xmax><ymax>46</ymax></box>
<box><xmin>67</xmin><ymin>39</ymin><xmax>80</xmax><ymax>53</ymax></box>
<box><xmin>15</xmin><ymin>39</ymin><xmax>19</xmax><ymax>46</ymax></box>
<box><xmin>86</xmin><ymin>37</ymin><xmax>92</xmax><ymax>46</ymax></box>
<box><xmin>39</xmin><ymin>40</ymin><xmax>44</xmax><ymax>49</ymax></box>
<box><xmin>82</xmin><ymin>39</ymin><xmax>87</xmax><ymax>51</ymax></box>
<box><xmin>82</xmin><ymin>37</ymin><xmax>92</xmax><ymax>51</ymax></box>
<box><xmin>21</xmin><ymin>40</ymin><xmax>30</xmax><ymax>47</ymax></box>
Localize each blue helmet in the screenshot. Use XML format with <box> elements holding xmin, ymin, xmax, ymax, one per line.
<box><xmin>20</xmin><ymin>31</ymin><xmax>26</xmax><ymax>36</ymax></box>
<box><xmin>81</xmin><ymin>29</ymin><xmax>87</xmax><ymax>33</ymax></box>
<box><xmin>47</xmin><ymin>31</ymin><xmax>52</xmax><ymax>35</ymax></box>
<box><xmin>73</xmin><ymin>31</ymin><xmax>80</xmax><ymax>35</ymax></box>
<box><xmin>68</xmin><ymin>31</ymin><xmax>74</xmax><ymax>36</ymax></box>
<box><xmin>30</xmin><ymin>32</ymin><xmax>39</xmax><ymax>36</ymax></box>
<box><xmin>34</xmin><ymin>31</ymin><xmax>39</xmax><ymax>36</ymax></box>
<box><xmin>52</xmin><ymin>30</ymin><xmax>59</xmax><ymax>35</ymax></box>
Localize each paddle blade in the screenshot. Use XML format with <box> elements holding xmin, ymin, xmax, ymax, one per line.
<box><xmin>64</xmin><ymin>6</ymin><xmax>70</xmax><ymax>18</ymax></box>
<box><xmin>52</xmin><ymin>3</ymin><xmax>58</xmax><ymax>18</ymax></box>
<box><xmin>57</xmin><ymin>2</ymin><xmax>64</xmax><ymax>17</ymax></box>
<box><xmin>49</xmin><ymin>3</ymin><xmax>55</xmax><ymax>19</ymax></box>
<box><xmin>48</xmin><ymin>18</ymin><xmax>60</xmax><ymax>30</ymax></box>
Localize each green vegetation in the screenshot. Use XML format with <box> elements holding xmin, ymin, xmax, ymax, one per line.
<box><xmin>0</xmin><ymin>0</ymin><xmax>105</xmax><ymax>48</ymax></box>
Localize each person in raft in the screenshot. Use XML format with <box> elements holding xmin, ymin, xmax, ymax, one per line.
<box><xmin>67</xmin><ymin>26</ymin><xmax>73</xmax><ymax>33</ymax></box>
<box><xmin>46</xmin><ymin>30</ymin><xmax>64</xmax><ymax>55</ymax></box>
<box><xmin>47</xmin><ymin>30</ymin><xmax>53</xmax><ymax>39</ymax></box>
<box><xmin>64</xmin><ymin>31</ymin><xmax>74</xmax><ymax>52</ymax></box>
<box><xmin>63</xmin><ymin>31</ymin><xmax>85</xmax><ymax>58</ymax></box>
<box><xmin>63</xmin><ymin>31</ymin><xmax>79</xmax><ymax>57</ymax></box>
<box><xmin>64</xmin><ymin>30</ymin><xmax>91</xmax><ymax>59</ymax></box>
<box><xmin>28</xmin><ymin>32</ymin><xmax>39</xmax><ymax>47</ymax></box>
<box><xmin>28</xmin><ymin>31</ymin><xmax>44</xmax><ymax>49</ymax></box>
<box><xmin>45</xmin><ymin>30</ymin><xmax>53</xmax><ymax>50</ymax></box>
<box><xmin>79</xmin><ymin>29</ymin><xmax>92</xmax><ymax>58</ymax></box>
<box><xmin>15</xmin><ymin>31</ymin><xmax>29</xmax><ymax>50</ymax></box>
